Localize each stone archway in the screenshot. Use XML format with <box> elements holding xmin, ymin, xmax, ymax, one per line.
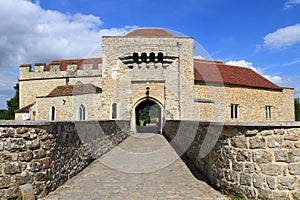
<box><xmin>134</xmin><ymin>99</ymin><xmax>162</xmax><ymax>133</ymax></box>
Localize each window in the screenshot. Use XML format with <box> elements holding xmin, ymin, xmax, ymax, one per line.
<box><xmin>150</xmin><ymin>53</ymin><xmax>155</xmax><ymax>62</ymax></box>
<box><xmin>133</xmin><ymin>53</ymin><xmax>139</xmax><ymax>63</ymax></box>
<box><xmin>266</xmin><ymin>106</ymin><xmax>271</xmax><ymax>119</ymax></box>
<box><xmin>231</xmin><ymin>104</ymin><xmax>239</xmax><ymax>119</ymax></box>
<box><xmin>112</xmin><ymin>103</ymin><xmax>117</xmax><ymax>119</ymax></box>
<box><xmin>50</xmin><ymin>106</ymin><xmax>55</xmax><ymax>121</ymax></box>
<box><xmin>78</xmin><ymin>104</ymin><xmax>86</xmax><ymax>120</ymax></box>
<box><xmin>158</xmin><ymin>53</ymin><xmax>163</xmax><ymax>63</ymax></box>
<box><xmin>141</xmin><ymin>53</ymin><xmax>147</xmax><ymax>63</ymax></box>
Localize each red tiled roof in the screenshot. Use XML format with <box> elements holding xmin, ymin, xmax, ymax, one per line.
<box><xmin>125</xmin><ymin>28</ymin><xmax>175</xmax><ymax>37</ymax></box>
<box><xmin>45</xmin><ymin>58</ymin><xmax>102</xmax><ymax>71</ymax></box>
<box><xmin>194</xmin><ymin>59</ymin><xmax>282</xmax><ymax>90</ymax></box>
<box><xmin>15</xmin><ymin>103</ymin><xmax>35</xmax><ymax>113</ymax></box>
<box><xmin>47</xmin><ymin>84</ymin><xmax>102</xmax><ymax>97</ymax></box>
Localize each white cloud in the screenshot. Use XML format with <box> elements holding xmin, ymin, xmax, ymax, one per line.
<box><xmin>284</xmin><ymin>0</ymin><xmax>300</xmax><ymax>9</ymax></box>
<box><xmin>225</xmin><ymin>60</ymin><xmax>285</xmax><ymax>85</ymax></box>
<box><xmin>262</xmin><ymin>23</ymin><xmax>300</xmax><ymax>49</ymax></box>
<box><xmin>0</xmin><ymin>0</ymin><xmax>135</xmax><ymax>109</ymax></box>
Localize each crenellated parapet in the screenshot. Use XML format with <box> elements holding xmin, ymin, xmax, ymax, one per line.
<box><xmin>19</xmin><ymin>58</ymin><xmax>103</xmax><ymax>80</ymax></box>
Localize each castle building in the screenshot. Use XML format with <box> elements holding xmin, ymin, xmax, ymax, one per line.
<box><xmin>15</xmin><ymin>28</ymin><xmax>295</xmax><ymax>132</ymax></box>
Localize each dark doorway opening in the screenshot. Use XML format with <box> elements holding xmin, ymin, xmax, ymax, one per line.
<box><xmin>135</xmin><ymin>100</ymin><xmax>161</xmax><ymax>133</ymax></box>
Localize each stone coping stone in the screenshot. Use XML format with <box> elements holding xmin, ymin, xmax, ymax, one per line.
<box><xmin>0</xmin><ymin>120</ymin><xmax>130</xmax><ymax>126</ymax></box>
<box><xmin>166</xmin><ymin>120</ymin><xmax>300</xmax><ymax>128</ymax></box>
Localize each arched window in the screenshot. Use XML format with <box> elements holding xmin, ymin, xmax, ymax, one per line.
<box><xmin>112</xmin><ymin>103</ymin><xmax>117</xmax><ymax>119</ymax></box>
<box><xmin>50</xmin><ymin>106</ymin><xmax>55</xmax><ymax>121</ymax></box>
<box><xmin>78</xmin><ymin>104</ymin><xmax>86</xmax><ymax>120</ymax></box>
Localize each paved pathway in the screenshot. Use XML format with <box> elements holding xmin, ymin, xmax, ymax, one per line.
<box><xmin>42</xmin><ymin>134</ymin><xmax>228</xmax><ymax>200</ymax></box>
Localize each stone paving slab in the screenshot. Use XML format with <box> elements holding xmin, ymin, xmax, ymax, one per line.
<box><xmin>41</xmin><ymin>134</ymin><xmax>229</xmax><ymax>200</ymax></box>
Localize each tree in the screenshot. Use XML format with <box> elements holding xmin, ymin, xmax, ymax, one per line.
<box><xmin>5</xmin><ymin>83</ymin><xmax>19</xmax><ymax>120</ymax></box>
<box><xmin>295</xmin><ymin>98</ymin><xmax>300</xmax><ymax>121</ymax></box>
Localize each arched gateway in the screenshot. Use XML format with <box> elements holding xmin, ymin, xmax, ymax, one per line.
<box><xmin>133</xmin><ymin>98</ymin><xmax>163</xmax><ymax>133</ymax></box>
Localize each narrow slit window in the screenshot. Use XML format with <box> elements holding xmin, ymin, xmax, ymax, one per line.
<box><xmin>266</xmin><ymin>106</ymin><xmax>271</xmax><ymax>119</ymax></box>
<box><xmin>112</xmin><ymin>103</ymin><xmax>117</xmax><ymax>119</ymax></box>
<box><xmin>230</xmin><ymin>104</ymin><xmax>239</xmax><ymax>119</ymax></box>
<box><xmin>50</xmin><ymin>106</ymin><xmax>55</xmax><ymax>121</ymax></box>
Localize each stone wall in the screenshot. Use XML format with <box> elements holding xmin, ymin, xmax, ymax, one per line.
<box><xmin>163</xmin><ymin>121</ymin><xmax>300</xmax><ymax>199</ymax></box>
<box><xmin>0</xmin><ymin>120</ymin><xmax>130</xmax><ymax>199</ymax></box>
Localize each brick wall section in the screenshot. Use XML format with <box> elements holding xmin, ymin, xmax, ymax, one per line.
<box><xmin>0</xmin><ymin>120</ymin><xmax>130</xmax><ymax>199</ymax></box>
<box><xmin>163</xmin><ymin>121</ymin><xmax>300</xmax><ymax>200</ymax></box>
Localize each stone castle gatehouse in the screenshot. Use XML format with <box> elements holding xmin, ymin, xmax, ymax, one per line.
<box><xmin>16</xmin><ymin>28</ymin><xmax>295</xmax><ymax>132</ymax></box>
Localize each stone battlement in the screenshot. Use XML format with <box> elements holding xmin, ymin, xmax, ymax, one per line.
<box><xmin>19</xmin><ymin>58</ymin><xmax>103</xmax><ymax>80</ymax></box>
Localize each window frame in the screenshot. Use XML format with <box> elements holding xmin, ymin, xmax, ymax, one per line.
<box><xmin>230</xmin><ymin>104</ymin><xmax>239</xmax><ymax>119</ymax></box>
<box><xmin>78</xmin><ymin>104</ymin><xmax>86</xmax><ymax>120</ymax></box>
<box><xmin>266</xmin><ymin>106</ymin><xmax>272</xmax><ymax>119</ymax></box>
<box><xmin>50</xmin><ymin>106</ymin><xmax>56</xmax><ymax>121</ymax></box>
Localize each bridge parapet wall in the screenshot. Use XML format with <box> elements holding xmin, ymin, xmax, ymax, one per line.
<box><xmin>163</xmin><ymin>121</ymin><xmax>300</xmax><ymax>200</ymax></box>
<box><xmin>0</xmin><ymin>120</ymin><xmax>130</xmax><ymax>199</ymax></box>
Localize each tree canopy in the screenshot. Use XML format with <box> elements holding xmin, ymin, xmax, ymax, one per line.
<box><xmin>0</xmin><ymin>83</ymin><xmax>19</xmax><ymax>120</ymax></box>
<box><xmin>295</xmin><ymin>98</ymin><xmax>300</xmax><ymax>121</ymax></box>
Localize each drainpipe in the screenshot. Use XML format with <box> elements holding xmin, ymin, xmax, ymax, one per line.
<box><xmin>177</xmin><ymin>42</ymin><xmax>181</xmax><ymax>120</ymax></box>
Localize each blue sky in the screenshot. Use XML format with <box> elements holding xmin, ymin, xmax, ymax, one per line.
<box><xmin>0</xmin><ymin>0</ymin><xmax>300</xmax><ymax>109</ymax></box>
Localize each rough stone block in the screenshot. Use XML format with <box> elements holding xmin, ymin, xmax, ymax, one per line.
<box><xmin>253</xmin><ymin>150</ymin><xmax>273</xmax><ymax>164</ymax></box>
<box><xmin>275</xmin><ymin>150</ymin><xmax>290</xmax><ymax>162</ymax></box>
<box><xmin>253</xmin><ymin>174</ymin><xmax>264</xmax><ymax>189</ymax></box>
<box><xmin>16</xmin><ymin>127</ymin><xmax>28</xmax><ymax>135</ymax></box>
<box><xmin>246</xmin><ymin>129</ymin><xmax>258</xmax><ymax>136</ymax></box>
<box><xmin>18</xmin><ymin>184</ymin><xmax>35</xmax><ymax>200</ymax></box>
<box><xmin>240</xmin><ymin>173</ymin><xmax>252</xmax><ymax>186</ymax></box>
<box><xmin>33</xmin><ymin>149</ymin><xmax>46</xmax><ymax>159</ymax></box>
<box><xmin>232</xmin><ymin>161</ymin><xmax>243</xmax><ymax>172</ymax></box>
<box><xmin>284</xmin><ymin>134</ymin><xmax>300</xmax><ymax>141</ymax></box>
<box><xmin>266</xmin><ymin>177</ymin><xmax>275</xmax><ymax>190</ymax></box>
<box><xmin>230</xmin><ymin>135</ymin><xmax>247</xmax><ymax>148</ymax></box>
<box><xmin>0</xmin><ymin>128</ymin><xmax>14</xmax><ymax>138</ymax></box>
<box><xmin>236</xmin><ymin>150</ymin><xmax>251</xmax><ymax>162</ymax></box>
<box><xmin>249</xmin><ymin>137</ymin><xmax>266</xmax><ymax>149</ymax></box>
<box><xmin>258</xmin><ymin>188</ymin><xmax>272</xmax><ymax>199</ymax></box>
<box><xmin>0</xmin><ymin>176</ymin><xmax>11</xmax><ymax>189</ymax></box>
<box><xmin>295</xmin><ymin>142</ymin><xmax>300</xmax><ymax>148</ymax></box>
<box><xmin>27</xmin><ymin>140</ymin><xmax>40</xmax><ymax>150</ymax></box>
<box><xmin>19</xmin><ymin>151</ymin><xmax>33</xmax><ymax>162</ymax></box>
<box><xmin>244</xmin><ymin>163</ymin><xmax>257</xmax><ymax>174</ymax></box>
<box><xmin>273</xmin><ymin>191</ymin><xmax>289</xmax><ymax>200</ymax></box>
<box><xmin>4</xmin><ymin>162</ymin><xmax>22</xmax><ymax>174</ymax></box>
<box><xmin>224</xmin><ymin>170</ymin><xmax>238</xmax><ymax>183</ymax></box>
<box><xmin>16</xmin><ymin>172</ymin><xmax>33</xmax><ymax>185</ymax></box>
<box><xmin>7</xmin><ymin>139</ymin><xmax>27</xmax><ymax>152</ymax></box>
<box><xmin>260</xmin><ymin>130</ymin><xmax>273</xmax><ymax>136</ymax></box>
<box><xmin>274</xmin><ymin>129</ymin><xmax>286</xmax><ymax>135</ymax></box>
<box><xmin>288</xmin><ymin>163</ymin><xmax>300</xmax><ymax>175</ymax></box>
<box><xmin>268</xmin><ymin>136</ymin><xmax>283</xmax><ymax>148</ymax></box>
<box><xmin>260</xmin><ymin>164</ymin><xmax>281</xmax><ymax>176</ymax></box>
<box><xmin>28</xmin><ymin>160</ymin><xmax>43</xmax><ymax>172</ymax></box>
<box><xmin>42</xmin><ymin>140</ymin><xmax>52</xmax><ymax>150</ymax></box>
<box><xmin>278</xmin><ymin>177</ymin><xmax>295</xmax><ymax>190</ymax></box>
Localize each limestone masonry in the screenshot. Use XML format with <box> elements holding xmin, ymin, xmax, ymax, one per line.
<box><xmin>16</xmin><ymin>28</ymin><xmax>295</xmax><ymax>133</ymax></box>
